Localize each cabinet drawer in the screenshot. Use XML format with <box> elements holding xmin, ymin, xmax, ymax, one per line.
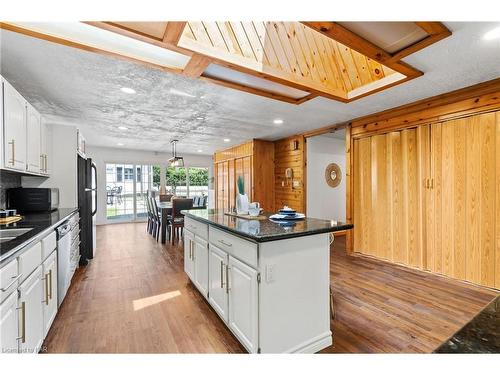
<box><xmin>185</xmin><ymin>216</ymin><xmax>208</xmax><ymax>240</ymax></box>
<box><xmin>18</xmin><ymin>241</ymin><xmax>42</xmax><ymax>283</ymax></box>
<box><xmin>0</xmin><ymin>259</ymin><xmax>19</xmax><ymax>303</ymax></box>
<box><xmin>209</xmin><ymin>227</ymin><xmax>258</xmax><ymax>268</ymax></box>
<box><xmin>41</xmin><ymin>231</ymin><xmax>57</xmax><ymax>260</ymax></box>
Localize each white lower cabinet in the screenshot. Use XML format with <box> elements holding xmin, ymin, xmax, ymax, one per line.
<box><xmin>0</xmin><ymin>292</ymin><xmax>19</xmax><ymax>354</ymax></box>
<box><xmin>207</xmin><ymin>245</ymin><xmax>229</xmax><ymax>322</ymax></box>
<box><xmin>0</xmin><ymin>230</ymin><xmax>59</xmax><ymax>354</ymax></box>
<box><xmin>228</xmin><ymin>256</ymin><xmax>259</xmax><ymax>353</ymax></box>
<box><xmin>18</xmin><ymin>266</ymin><xmax>44</xmax><ymax>353</ymax></box>
<box><xmin>193</xmin><ymin>237</ymin><xmax>208</xmax><ymax>297</ymax></box>
<box><xmin>183</xmin><ymin>230</ymin><xmax>195</xmax><ymax>281</ymax></box>
<box><xmin>42</xmin><ymin>251</ymin><xmax>58</xmax><ymax>337</ymax></box>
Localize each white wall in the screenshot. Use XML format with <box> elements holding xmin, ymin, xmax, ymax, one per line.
<box><xmin>86</xmin><ymin>145</ymin><xmax>213</xmax><ymax>225</ymax></box>
<box><xmin>22</xmin><ymin>123</ymin><xmax>78</xmax><ymax>208</ymax></box>
<box><xmin>306</xmin><ymin>135</ymin><xmax>346</xmax><ymax>221</ymax></box>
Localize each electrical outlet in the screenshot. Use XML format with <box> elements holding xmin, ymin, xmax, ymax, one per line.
<box><xmin>265</xmin><ymin>264</ymin><xmax>276</xmax><ymax>283</ymax></box>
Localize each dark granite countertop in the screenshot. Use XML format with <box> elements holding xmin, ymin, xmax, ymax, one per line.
<box><xmin>182</xmin><ymin>209</ymin><xmax>352</xmax><ymax>243</ymax></box>
<box><xmin>0</xmin><ymin>208</ymin><xmax>78</xmax><ymax>264</ymax></box>
<box><xmin>435</xmin><ymin>295</ymin><xmax>500</xmax><ymax>353</ymax></box>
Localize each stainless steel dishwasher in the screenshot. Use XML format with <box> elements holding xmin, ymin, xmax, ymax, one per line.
<box><xmin>56</xmin><ymin>221</ymin><xmax>72</xmax><ymax>306</ymax></box>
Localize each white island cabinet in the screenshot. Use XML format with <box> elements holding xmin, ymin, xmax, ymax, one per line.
<box><xmin>182</xmin><ymin>211</ymin><xmax>350</xmax><ymax>353</ymax></box>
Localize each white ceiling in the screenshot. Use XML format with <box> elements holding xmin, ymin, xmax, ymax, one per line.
<box><xmin>0</xmin><ymin>22</ymin><xmax>499</xmax><ymax>155</ymax></box>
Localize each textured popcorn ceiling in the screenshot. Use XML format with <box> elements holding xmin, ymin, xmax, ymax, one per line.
<box><xmin>0</xmin><ymin>22</ymin><xmax>499</xmax><ymax>155</ymax></box>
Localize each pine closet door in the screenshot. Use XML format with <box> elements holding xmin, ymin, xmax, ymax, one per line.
<box><xmin>353</xmin><ymin>127</ymin><xmax>426</xmax><ymax>267</ymax></box>
<box><xmin>426</xmin><ymin>111</ymin><xmax>500</xmax><ymax>288</ymax></box>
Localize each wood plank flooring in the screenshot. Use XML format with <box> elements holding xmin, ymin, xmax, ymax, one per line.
<box><xmin>43</xmin><ymin>223</ymin><xmax>498</xmax><ymax>353</ymax></box>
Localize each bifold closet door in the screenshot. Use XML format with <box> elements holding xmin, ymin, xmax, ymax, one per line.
<box><xmin>353</xmin><ymin>128</ymin><xmax>425</xmax><ymax>266</ymax></box>
<box><xmin>427</xmin><ymin>112</ymin><xmax>500</xmax><ymax>288</ymax></box>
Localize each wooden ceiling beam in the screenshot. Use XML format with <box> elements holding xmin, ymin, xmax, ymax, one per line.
<box><xmin>0</xmin><ymin>22</ymin><xmax>184</xmax><ymax>75</ymax></box>
<box><xmin>301</xmin><ymin>21</ymin><xmax>423</xmax><ymax>78</ymax></box>
<box><xmin>199</xmin><ymin>75</ymin><xmax>309</xmax><ymax>104</ymax></box>
<box><xmin>162</xmin><ymin>22</ymin><xmax>187</xmax><ymax>45</ymax></box>
<box><xmin>182</xmin><ymin>54</ymin><xmax>212</xmax><ymax>78</ymax></box>
<box><xmin>84</xmin><ymin>21</ymin><xmax>193</xmax><ymax>56</ymax></box>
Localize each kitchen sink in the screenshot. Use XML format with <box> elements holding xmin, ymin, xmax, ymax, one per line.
<box><xmin>0</xmin><ymin>227</ymin><xmax>33</xmax><ymax>243</ymax></box>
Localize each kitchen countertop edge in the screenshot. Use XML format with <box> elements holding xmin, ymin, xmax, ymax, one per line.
<box><xmin>0</xmin><ymin>207</ymin><xmax>79</xmax><ymax>266</ymax></box>
<box><xmin>182</xmin><ymin>209</ymin><xmax>353</xmax><ymax>243</ymax></box>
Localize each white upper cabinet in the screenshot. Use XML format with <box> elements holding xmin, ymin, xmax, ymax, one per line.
<box><xmin>3</xmin><ymin>79</ymin><xmax>27</xmax><ymax>172</ymax></box>
<box><xmin>40</xmin><ymin>121</ymin><xmax>51</xmax><ymax>175</ymax></box>
<box><xmin>26</xmin><ymin>103</ymin><xmax>41</xmax><ymax>173</ymax></box>
<box><xmin>1</xmin><ymin>75</ymin><xmax>49</xmax><ymax>176</ymax></box>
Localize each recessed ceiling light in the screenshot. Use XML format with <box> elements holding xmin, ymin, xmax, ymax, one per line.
<box><xmin>223</xmin><ymin>138</ymin><xmax>230</xmax><ymax>142</ymax></box>
<box><xmin>120</xmin><ymin>87</ymin><xmax>136</xmax><ymax>94</ymax></box>
<box><xmin>118</xmin><ymin>126</ymin><xmax>128</xmax><ymax>130</ymax></box>
<box><xmin>197</xmin><ymin>149</ymin><xmax>203</xmax><ymax>153</ymax></box>
<box><xmin>117</xmin><ymin>143</ymin><xmax>124</xmax><ymax>146</ymax></box>
<box><xmin>169</xmin><ymin>88</ymin><xmax>196</xmax><ymax>98</ymax></box>
<box><xmin>484</xmin><ymin>26</ymin><xmax>500</xmax><ymax>40</ymax></box>
<box><xmin>273</xmin><ymin>119</ymin><xmax>284</xmax><ymax>125</ymax></box>
<box><xmin>196</xmin><ymin>117</ymin><xmax>205</xmax><ymax>120</ymax></box>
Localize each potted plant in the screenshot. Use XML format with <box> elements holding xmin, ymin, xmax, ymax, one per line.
<box><xmin>236</xmin><ymin>176</ymin><xmax>249</xmax><ymax>214</ymax></box>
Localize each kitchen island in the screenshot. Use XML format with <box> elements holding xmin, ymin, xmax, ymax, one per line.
<box><xmin>181</xmin><ymin>209</ymin><xmax>352</xmax><ymax>353</ymax></box>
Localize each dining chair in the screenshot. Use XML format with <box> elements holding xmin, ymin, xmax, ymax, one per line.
<box><xmin>200</xmin><ymin>196</ymin><xmax>207</xmax><ymax>208</ymax></box>
<box><xmin>159</xmin><ymin>194</ymin><xmax>173</xmax><ymax>202</ymax></box>
<box><xmin>169</xmin><ymin>198</ymin><xmax>193</xmax><ymax>244</ymax></box>
<box><xmin>145</xmin><ymin>195</ymin><xmax>152</xmax><ymax>234</ymax></box>
<box><xmin>150</xmin><ymin>197</ymin><xmax>162</xmax><ymax>241</ymax></box>
<box><xmin>193</xmin><ymin>196</ymin><xmax>200</xmax><ymax>207</ymax></box>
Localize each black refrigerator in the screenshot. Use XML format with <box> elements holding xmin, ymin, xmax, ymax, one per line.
<box><xmin>77</xmin><ymin>155</ymin><xmax>97</xmax><ymax>266</ymax></box>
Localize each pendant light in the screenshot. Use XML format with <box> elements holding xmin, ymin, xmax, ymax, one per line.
<box><xmin>168</xmin><ymin>139</ymin><xmax>184</xmax><ymax>167</ymax></box>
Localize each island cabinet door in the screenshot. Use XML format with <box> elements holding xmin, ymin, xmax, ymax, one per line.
<box><xmin>184</xmin><ymin>230</ymin><xmax>195</xmax><ymax>281</ymax></box>
<box><xmin>208</xmin><ymin>245</ymin><xmax>229</xmax><ymax>323</ymax></box>
<box><xmin>193</xmin><ymin>237</ymin><xmax>209</xmax><ymax>297</ymax></box>
<box><xmin>19</xmin><ymin>266</ymin><xmax>44</xmax><ymax>353</ymax></box>
<box><xmin>228</xmin><ymin>256</ymin><xmax>258</xmax><ymax>354</ymax></box>
<box><xmin>0</xmin><ymin>291</ymin><xmax>19</xmax><ymax>354</ymax></box>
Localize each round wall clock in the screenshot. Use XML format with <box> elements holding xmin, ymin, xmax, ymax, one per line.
<box><xmin>325</xmin><ymin>163</ymin><xmax>342</xmax><ymax>188</ymax></box>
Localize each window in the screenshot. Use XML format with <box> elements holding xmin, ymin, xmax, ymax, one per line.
<box><xmin>116</xmin><ymin>166</ymin><xmax>123</xmax><ymax>182</ymax></box>
<box><xmin>106</xmin><ymin>163</ymin><xmax>153</xmax><ymax>222</ymax></box>
<box><xmin>187</xmin><ymin>167</ymin><xmax>209</xmax><ymax>198</ymax></box>
<box><xmin>124</xmin><ymin>167</ymin><xmax>134</xmax><ymax>181</ymax></box>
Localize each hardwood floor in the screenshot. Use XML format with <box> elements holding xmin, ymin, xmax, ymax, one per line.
<box><xmin>43</xmin><ymin>223</ymin><xmax>498</xmax><ymax>353</ymax></box>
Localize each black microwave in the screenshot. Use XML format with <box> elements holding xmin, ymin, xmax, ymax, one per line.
<box><xmin>7</xmin><ymin>188</ymin><xmax>59</xmax><ymax>212</ymax></box>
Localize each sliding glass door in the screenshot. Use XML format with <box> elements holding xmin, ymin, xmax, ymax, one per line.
<box><xmin>105</xmin><ymin>163</ymin><xmax>153</xmax><ymax>222</ymax></box>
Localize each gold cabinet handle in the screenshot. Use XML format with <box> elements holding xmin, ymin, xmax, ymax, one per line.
<box><xmin>16</xmin><ymin>302</ymin><xmax>26</xmax><ymax>343</ymax></box>
<box><xmin>8</xmin><ymin>139</ymin><xmax>15</xmax><ymax>165</ymax></box>
<box><xmin>425</xmin><ymin>179</ymin><xmax>429</xmax><ymax>189</ymax></box>
<box><xmin>44</xmin><ymin>154</ymin><xmax>48</xmax><ymax>173</ymax></box>
<box><xmin>218</xmin><ymin>239</ymin><xmax>232</xmax><ymax>247</ymax></box>
<box><xmin>191</xmin><ymin>242</ymin><xmax>195</xmax><ymax>261</ymax></box>
<box><xmin>43</xmin><ymin>273</ymin><xmax>49</xmax><ymax>305</ymax></box>
<box><xmin>220</xmin><ymin>260</ymin><xmax>225</xmax><ymax>289</ymax></box>
<box><xmin>0</xmin><ymin>274</ymin><xmax>22</xmax><ymax>292</ymax></box>
<box><xmin>431</xmin><ymin>178</ymin><xmax>434</xmax><ymax>189</ymax></box>
<box><xmin>49</xmin><ymin>269</ymin><xmax>53</xmax><ymax>300</ymax></box>
<box><xmin>225</xmin><ymin>265</ymin><xmax>230</xmax><ymax>294</ymax></box>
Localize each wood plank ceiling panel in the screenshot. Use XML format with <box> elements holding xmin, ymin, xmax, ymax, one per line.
<box><xmin>178</xmin><ymin>21</ymin><xmax>403</xmax><ymax>100</ymax></box>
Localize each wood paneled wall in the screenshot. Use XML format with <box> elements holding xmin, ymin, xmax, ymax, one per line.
<box><xmin>213</xmin><ymin>139</ymin><xmax>274</xmax><ymax>212</ymax></box>
<box><xmin>274</xmin><ymin>136</ymin><xmax>306</xmax><ymax>213</ymax></box>
<box><xmin>353</xmin><ymin>111</ymin><xmax>500</xmax><ymax>289</ymax></box>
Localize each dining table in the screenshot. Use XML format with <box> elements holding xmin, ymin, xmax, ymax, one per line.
<box><xmin>156</xmin><ymin>200</ymin><xmax>172</xmax><ymax>244</ymax></box>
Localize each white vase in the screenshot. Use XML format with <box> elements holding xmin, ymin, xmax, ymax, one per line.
<box><xmin>236</xmin><ymin>193</ymin><xmax>249</xmax><ymax>214</ymax></box>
